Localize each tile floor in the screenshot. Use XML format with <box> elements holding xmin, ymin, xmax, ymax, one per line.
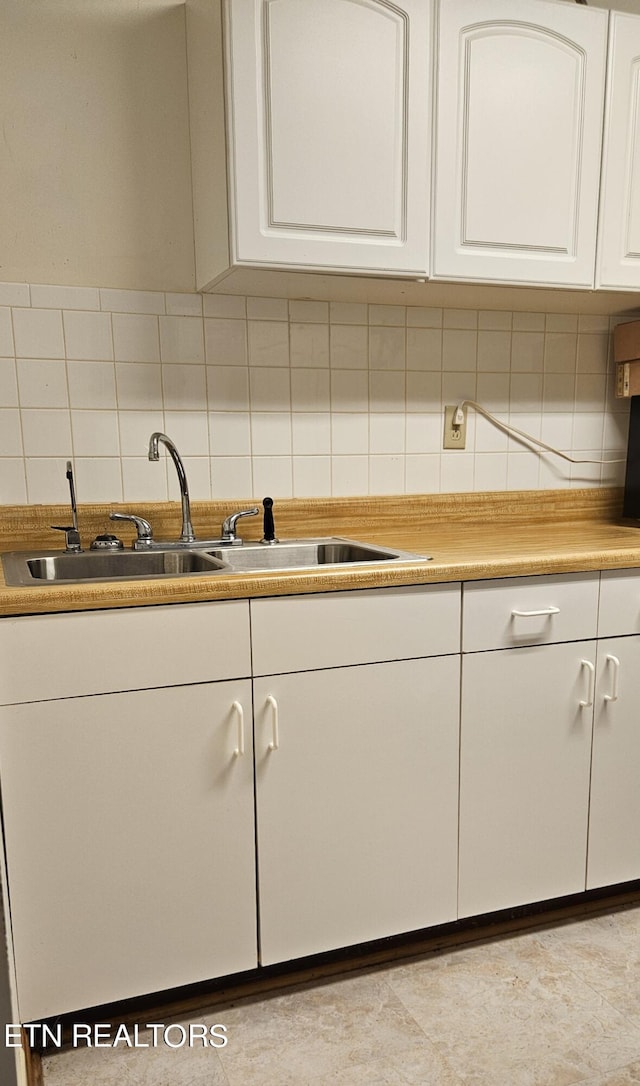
<box><xmin>41</xmin><ymin>905</ymin><xmax>640</xmax><ymax>1086</ymax></box>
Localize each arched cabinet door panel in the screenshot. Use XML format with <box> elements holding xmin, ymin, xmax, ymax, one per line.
<box><xmin>226</xmin><ymin>0</ymin><xmax>431</xmax><ymax>275</ymax></box>
<box><xmin>596</xmin><ymin>12</ymin><xmax>640</xmax><ymax>291</ymax></box>
<box><xmin>433</xmin><ymin>0</ymin><xmax>607</xmax><ymax>287</ymax></box>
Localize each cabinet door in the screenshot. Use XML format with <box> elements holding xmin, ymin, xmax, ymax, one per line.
<box><xmin>254</xmin><ymin>655</ymin><xmax>460</xmax><ymax>965</ymax></box>
<box><xmin>433</xmin><ymin>0</ymin><xmax>607</xmax><ymax>286</ymax></box>
<box><xmin>226</xmin><ymin>0</ymin><xmax>431</xmax><ymax>275</ymax></box>
<box><xmin>588</xmin><ymin>637</ymin><xmax>640</xmax><ymax>889</ymax></box>
<box><xmin>596</xmin><ymin>13</ymin><xmax>640</xmax><ymax>291</ymax></box>
<box><xmin>459</xmin><ymin>641</ymin><xmax>596</xmax><ymax>918</ymax></box>
<box><xmin>0</xmin><ymin>681</ymin><xmax>256</xmax><ymax>1022</ymax></box>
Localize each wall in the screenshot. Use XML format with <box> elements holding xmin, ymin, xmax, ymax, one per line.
<box><xmin>0</xmin><ymin>0</ymin><xmax>194</xmax><ymax>292</ymax></box>
<box><xmin>0</xmin><ymin>280</ymin><xmax>630</xmax><ymax>506</ymax></box>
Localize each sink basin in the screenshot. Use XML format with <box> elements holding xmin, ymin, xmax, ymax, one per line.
<box><xmin>1</xmin><ymin>548</ymin><xmax>229</xmax><ymax>586</ymax></box>
<box><xmin>204</xmin><ymin>537</ymin><xmax>428</xmax><ymax>573</ymax></box>
<box><xmin>2</xmin><ymin>537</ymin><xmax>428</xmax><ymax>586</ymax></box>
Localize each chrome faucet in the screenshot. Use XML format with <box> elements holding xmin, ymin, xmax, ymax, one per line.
<box><xmin>51</xmin><ymin>461</ymin><xmax>82</xmax><ymax>552</ymax></box>
<box><xmin>148</xmin><ymin>432</ymin><xmax>195</xmax><ymax>544</ymax></box>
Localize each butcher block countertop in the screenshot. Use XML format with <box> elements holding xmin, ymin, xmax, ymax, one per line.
<box><xmin>1</xmin><ymin>487</ymin><xmax>640</xmax><ymax>617</ymax></box>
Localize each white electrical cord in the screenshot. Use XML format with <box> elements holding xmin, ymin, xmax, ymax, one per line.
<box><xmin>454</xmin><ymin>400</ymin><xmax>625</xmax><ymax>465</ymax></box>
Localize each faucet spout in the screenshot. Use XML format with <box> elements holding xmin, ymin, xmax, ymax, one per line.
<box><xmin>148</xmin><ymin>432</ymin><xmax>195</xmax><ymax>543</ymax></box>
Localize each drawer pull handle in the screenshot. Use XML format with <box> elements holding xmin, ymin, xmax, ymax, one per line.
<box><xmin>580</xmin><ymin>659</ymin><xmax>595</xmax><ymax>708</ymax></box>
<box><xmin>604</xmin><ymin>654</ymin><xmax>620</xmax><ymax>703</ymax></box>
<box><xmin>511</xmin><ymin>606</ymin><xmax>560</xmax><ymax>618</ymax></box>
<box><xmin>266</xmin><ymin>695</ymin><xmax>279</xmax><ymax>751</ymax></box>
<box><xmin>232</xmin><ymin>700</ymin><xmax>245</xmax><ymax>757</ymax></box>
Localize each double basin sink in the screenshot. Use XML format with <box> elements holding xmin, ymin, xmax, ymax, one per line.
<box><xmin>2</xmin><ymin>539</ymin><xmax>427</xmax><ymax>587</ymax></box>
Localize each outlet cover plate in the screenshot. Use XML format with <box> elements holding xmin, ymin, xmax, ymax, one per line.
<box><xmin>443</xmin><ymin>405</ymin><xmax>467</xmax><ymax>450</ymax></box>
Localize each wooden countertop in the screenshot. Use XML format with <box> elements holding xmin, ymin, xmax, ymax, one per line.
<box><xmin>2</xmin><ymin>488</ymin><xmax>640</xmax><ymax>617</ymax></box>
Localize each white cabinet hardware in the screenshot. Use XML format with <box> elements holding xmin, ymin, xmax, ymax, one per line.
<box><xmin>266</xmin><ymin>695</ymin><xmax>279</xmax><ymax>752</ymax></box>
<box><xmin>603</xmin><ymin>655</ymin><xmax>620</xmax><ymax>703</ymax></box>
<box><xmin>232</xmin><ymin>699</ymin><xmax>245</xmax><ymax>755</ymax></box>
<box><xmin>511</xmin><ymin>606</ymin><xmax>560</xmax><ymax>618</ymax></box>
<box><xmin>580</xmin><ymin>659</ymin><xmax>596</xmax><ymax>708</ymax></box>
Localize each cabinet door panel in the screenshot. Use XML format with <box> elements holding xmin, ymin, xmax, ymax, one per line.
<box><xmin>433</xmin><ymin>0</ymin><xmax>607</xmax><ymax>286</ymax></box>
<box><xmin>255</xmin><ymin>656</ymin><xmax>460</xmax><ymax>965</ymax></box>
<box><xmin>588</xmin><ymin>637</ymin><xmax>640</xmax><ymax>888</ymax></box>
<box><xmin>459</xmin><ymin>642</ymin><xmax>595</xmax><ymax>918</ymax></box>
<box><xmin>227</xmin><ymin>0</ymin><xmax>431</xmax><ymax>274</ymax></box>
<box><xmin>597</xmin><ymin>13</ymin><xmax>640</xmax><ymax>290</ymax></box>
<box><xmin>0</xmin><ymin>681</ymin><xmax>256</xmax><ymax>1022</ymax></box>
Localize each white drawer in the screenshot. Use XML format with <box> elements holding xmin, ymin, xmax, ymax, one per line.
<box><xmin>462</xmin><ymin>573</ymin><xmax>600</xmax><ymax>653</ymax></box>
<box><xmin>598</xmin><ymin>568</ymin><xmax>640</xmax><ymax>637</ymax></box>
<box><xmin>0</xmin><ymin>601</ymin><xmax>251</xmax><ymax>704</ymax></box>
<box><xmin>250</xmin><ymin>584</ymin><xmax>461</xmax><ymax>676</ymax></box>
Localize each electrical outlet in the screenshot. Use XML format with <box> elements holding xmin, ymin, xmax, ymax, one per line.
<box><xmin>443</xmin><ymin>405</ymin><xmax>467</xmax><ymax>450</ymax></box>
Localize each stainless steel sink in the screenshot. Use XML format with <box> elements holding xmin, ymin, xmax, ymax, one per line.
<box><xmin>1</xmin><ymin>548</ymin><xmax>229</xmax><ymax>586</ymax></box>
<box><xmin>2</xmin><ymin>537</ymin><xmax>428</xmax><ymax>586</ymax></box>
<box><xmin>204</xmin><ymin>537</ymin><xmax>428</xmax><ymax>573</ymax></box>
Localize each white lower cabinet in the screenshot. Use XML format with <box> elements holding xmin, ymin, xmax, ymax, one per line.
<box><xmin>459</xmin><ymin>641</ymin><xmax>596</xmax><ymax>918</ymax></box>
<box><xmin>0</xmin><ymin>680</ymin><xmax>257</xmax><ymax>1024</ymax></box>
<box><xmin>588</xmin><ymin>636</ymin><xmax>640</xmax><ymax>889</ymax></box>
<box><xmin>7</xmin><ymin>571</ymin><xmax>640</xmax><ymax>1022</ymax></box>
<box><xmin>254</xmin><ymin>655</ymin><xmax>460</xmax><ymax>965</ymax></box>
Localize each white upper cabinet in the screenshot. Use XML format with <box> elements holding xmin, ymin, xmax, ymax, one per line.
<box><xmin>432</xmin><ymin>0</ymin><xmax>608</xmax><ymax>288</ymax></box>
<box><xmin>187</xmin><ymin>0</ymin><xmax>431</xmax><ymax>287</ymax></box>
<box><xmin>225</xmin><ymin>0</ymin><xmax>431</xmax><ymax>276</ymax></box>
<box><xmin>596</xmin><ymin>12</ymin><xmax>640</xmax><ymax>291</ymax></box>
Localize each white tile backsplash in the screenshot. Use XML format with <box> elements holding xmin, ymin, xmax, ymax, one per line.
<box><xmin>112</xmin><ymin>313</ymin><xmax>160</xmax><ymax>363</ymax></box>
<box><xmin>159</xmin><ymin>315</ymin><xmax>205</xmax><ymax>364</ymax></box>
<box><xmin>0</xmin><ymin>309</ymin><xmax>15</xmax><ymax>356</ymax></box>
<box><xmin>17</xmin><ymin>359</ymin><xmax>69</xmax><ymax>408</ymax></box>
<box><xmin>0</xmin><ymin>358</ymin><xmax>18</xmax><ymax>407</ymax></box>
<box><xmin>12</xmin><ymin>308</ymin><xmax>64</xmax><ymax>359</ymax></box>
<box><xmin>0</xmin><ymin>282</ymin><xmax>630</xmax><ymax>502</ymax></box>
<box><xmin>31</xmin><ymin>284</ymin><xmax>101</xmax><ymax>310</ymax></box>
<box><xmin>67</xmin><ymin>361</ymin><xmax>117</xmax><ymax>409</ymax></box>
<box><xmin>0</xmin><ymin>410</ymin><xmax>23</xmax><ymax>456</ymax></box>
<box><xmin>63</xmin><ymin>310</ymin><xmax>113</xmax><ymax>361</ymax></box>
<box><xmin>290</xmin><ymin>322</ymin><xmax>329</xmax><ymax>368</ymax></box>
<box><xmin>246</xmin><ymin>320</ymin><xmax>286</xmax><ymax>366</ymax></box>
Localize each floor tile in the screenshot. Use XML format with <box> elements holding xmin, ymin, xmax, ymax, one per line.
<box><xmin>385</xmin><ymin>930</ymin><xmax>640</xmax><ymax>1086</ymax></box>
<box><xmin>211</xmin><ymin>972</ymin><xmax>431</xmax><ymax>1086</ymax></box>
<box><xmin>41</xmin><ymin>1021</ymin><xmax>230</xmax><ymax>1086</ymax></box>
<box><xmin>536</xmin><ymin>908</ymin><xmax>640</xmax><ymax>993</ymax></box>
<box><xmin>579</xmin><ymin>1063</ymin><xmax>640</xmax><ymax>1086</ymax></box>
<box><xmin>40</xmin><ymin>909</ymin><xmax>640</xmax><ymax>1086</ymax></box>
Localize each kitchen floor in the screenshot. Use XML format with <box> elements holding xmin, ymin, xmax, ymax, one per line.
<box><xmin>40</xmin><ymin>905</ymin><xmax>640</xmax><ymax>1086</ymax></box>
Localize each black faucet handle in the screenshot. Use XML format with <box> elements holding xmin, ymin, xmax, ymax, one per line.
<box><xmin>261</xmin><ymin>497</ymin><xmax>278</xmax><ymax>544</ymax></box>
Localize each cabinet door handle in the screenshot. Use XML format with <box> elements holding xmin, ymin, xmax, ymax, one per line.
<box><xmin>511</xmin><ymin>606</ymin><xmax>560</xmax><ymax>618</ymax></box>
<box><xmin>604</xmin><ymin>654</ymin><xmax>620</xmax><ymax>703</ymax></box>
<box><xmin>266</xmin><ymin>695</ymin><xmax>279</xmax><ymax>751</ymax></box>
<box><xmin>232</xmin><ymin>700</ymin><xmax>245</xmax><ymax>757</ymax></box>
<box><xmin>580</xmin><ymin>659</ymin><xmax>595</xmax><ymax>708</ymax></box>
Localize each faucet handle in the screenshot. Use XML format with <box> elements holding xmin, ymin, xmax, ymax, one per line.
<box><xmin>221</xmin><ymin>507</ymin><xmax>259</xmax><ymax>544</ymax></box>
<box><xmin>51</xmin><ymin>525</ymin><xmax>82</xmax><ymax>553</ymax></box>
<box><xmin>110</xmin><ymin>512</ymin><xmax>154</xmax><ymax>549</ymax></box>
